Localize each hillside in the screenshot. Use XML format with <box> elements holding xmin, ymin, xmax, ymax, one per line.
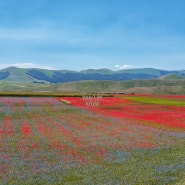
<box><xmin>0</xmin><ymin>67</ymin><xmax>185</xmax><ymax>84</ymax></box>
<box><xmin>1</xmin><ymin>79</ymin><xmax>185</xmax><ymax>94</ymax></box>
<box><xmin>159</xmin><ymin>74</ymin><xmax>185</xmax><ymax>80</ymax></box>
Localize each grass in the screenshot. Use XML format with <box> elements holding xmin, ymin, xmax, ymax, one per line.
<box><xmin>124</xmin><ymin>96</ymin><xmax>185</xmax><ymax>106</ymax></box>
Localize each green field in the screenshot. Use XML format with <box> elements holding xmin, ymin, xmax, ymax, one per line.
<box><xmin>124</xmin><ymin>95</ymin><xmax>185</xmax><ymax>106</ymax></box>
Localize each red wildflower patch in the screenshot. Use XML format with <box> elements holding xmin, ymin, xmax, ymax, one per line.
<box><xmin>0</xmin><ymin>129</ymin><xmax>5</xmax><ymax>138</ymax></box>
<box><xmin>21</xmin><ymin>123</ymin><xmax>31</xmax><ymax>136</ymax></box>
<box><xmin>59</xmin><ymin>96</ymin><xmax>185</xmax><ymax>130</ymax></box>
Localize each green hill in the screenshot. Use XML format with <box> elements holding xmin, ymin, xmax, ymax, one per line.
<box><xmin>1</xmin><ymin>79</ymin><xmax>185</xmax><ymax>95</ymax></box>
<box><xmin>0</xmin><ymin>67</ymin><xmax>30</xmax><ymax>83</ymax></box>
<box><xmin>1</xmin><ymin>67</ymin><xmax>185</xmax><ymax>84</ymax></box>
<box><xmin>159</xmin><ymin>74</ymin><xmax>184</xmax><ymax>80</ymax></box>
<box><xmin>117</xmin><ymin>68</ymin><xmax>167</xmax><ymax>76</ymax></box>
<box><xmin>80</xmin><ymin>68</ymin><xmax>114</xmax><ymax>75</ymax></box>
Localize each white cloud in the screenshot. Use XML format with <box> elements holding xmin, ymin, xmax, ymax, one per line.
<box><xmin>115</xmin><ymin>64</ymin><xmax>133</xmax><ymax>70</ymax></box>
<box><xmin>115</xmin><ymin>65</ymin><xmax>120</xmax><ymax>68</ymax></box>
<box><xmin>0</xmin><ymin>63</ymin><xmax>53</xmax><ymax>70</ymax></box>
<box><xmin>119</xmin><ymin>65</ymin><xmax>133</xmax><ymax>69</ymax></box>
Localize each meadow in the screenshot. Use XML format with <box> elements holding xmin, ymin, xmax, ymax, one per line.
<box><xmin>0</xmin><ymin>95</ymin><xmax>185</xmax><ymax>184</ymax></box>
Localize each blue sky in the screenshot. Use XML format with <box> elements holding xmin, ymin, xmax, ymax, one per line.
<box><xmin>0</xmin><ymin>0</ymin><xmax>185</xmax><ymax>71</ymax></box>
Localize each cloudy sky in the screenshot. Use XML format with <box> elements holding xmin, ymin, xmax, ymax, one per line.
<box><xmin>0</xmin><ymin>0</ymin><xmax>185</xmax><ymax>71</ymax></box>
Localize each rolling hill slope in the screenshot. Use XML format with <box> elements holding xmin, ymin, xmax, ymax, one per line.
<box><xmin>1</xmin><ymin>79</ymin><xmax>185</xmax><ymax>94</ymax></box>
<box><xmin>159</xmin><ymin>74</ymin><xmax>185</xmax><ymax>80</ymax></box>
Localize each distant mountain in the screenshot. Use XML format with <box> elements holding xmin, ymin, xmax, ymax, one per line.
<box><xmin>0</xmin><ymin>67</ymin><xmax>185</xmax><ymax>84</ymax></box>
<box><xmin>80</xmin><ymin>68</ymin><xmax>114</xmax><ymax>75</ymax></box>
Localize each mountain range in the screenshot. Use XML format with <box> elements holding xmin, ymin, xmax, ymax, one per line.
<box><xmin>0</xmin><ymin>67</ymin><xmax>185</xmax><ymax>84</ymax></box>
<box><xmin>0</xmin><ymin>67</ymin><xmax>185</xmax><ymax>94</ymax></box>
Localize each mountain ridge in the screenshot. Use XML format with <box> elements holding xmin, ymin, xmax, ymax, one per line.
<box><xmin>0</xmin><ymin>67</ymin><xmax>185</xmax><ymax>84</ymax></box>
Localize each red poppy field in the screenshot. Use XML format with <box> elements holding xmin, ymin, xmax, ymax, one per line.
<box><xmin>1</xmin><ymin>95</ymin><xmax>185</xmax><ymax>184</ymax></box>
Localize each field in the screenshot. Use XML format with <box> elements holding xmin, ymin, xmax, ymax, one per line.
<box><xmin>0</xmin><ymin>95</ymin><xmax>185</xmax><ymax>184</ymax></box>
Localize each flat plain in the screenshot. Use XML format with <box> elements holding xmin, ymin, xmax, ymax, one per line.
<box><xmin>0</xmin><ymin>95</ymin><xmax>185</xmax><ymax>184</ymax></box>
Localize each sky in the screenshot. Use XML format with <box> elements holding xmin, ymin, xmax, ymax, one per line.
<box><xmin>0</xmin><ymin>0</ymin><xmax>185</xmax><ymax>71</ymax></box>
